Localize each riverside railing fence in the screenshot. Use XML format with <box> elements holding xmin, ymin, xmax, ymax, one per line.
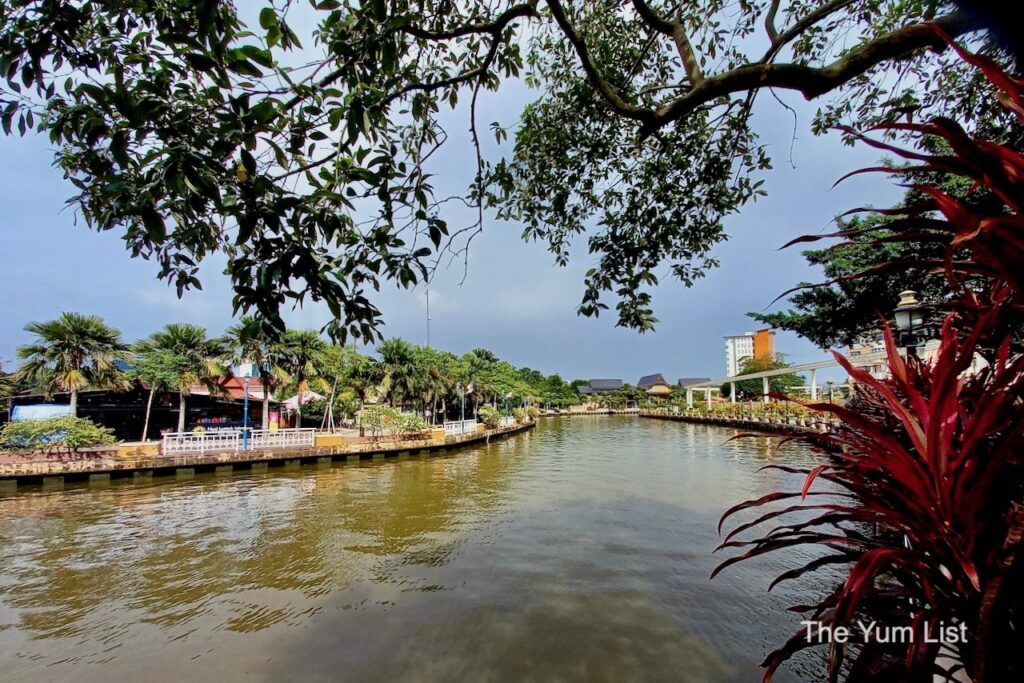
<box><xmin>162</xmin><ymin>428</ymin><xmax>316</xmax><ymax>455</ymax></box>
<box><xmin>443</xmin><ymin>419</ymin><xmax>478</xmax><ymax>436</ymax></box>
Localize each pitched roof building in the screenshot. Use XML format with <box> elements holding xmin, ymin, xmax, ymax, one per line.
<box><xmin>576</xmin><ymin>379</ymin><xmax>623</xmax><ymax>395</ymax></box>
<box><xmin>637</xmin><ymin>373</ymin><xmax>669</xmax><ymax>389</ymax></box>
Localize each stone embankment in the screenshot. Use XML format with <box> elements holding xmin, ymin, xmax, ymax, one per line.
<box><xmin>0</xmin><ymin>421</ymin><xmax>535</xmax><ymax>490</ymax></box>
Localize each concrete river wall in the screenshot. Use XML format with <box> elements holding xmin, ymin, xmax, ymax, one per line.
<box><xmin>0</xmin><ymin>421</ymin><xmax>536</xmax><ymax>490</ymax></box>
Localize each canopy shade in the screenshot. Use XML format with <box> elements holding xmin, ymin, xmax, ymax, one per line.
<box><xmin>282</xmin><ymin>391</ymin><xmax>326</xmax><ymax>411</ymax></box>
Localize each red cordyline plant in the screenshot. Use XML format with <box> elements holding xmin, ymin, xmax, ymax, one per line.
<box><xmin>714</xmin><ymin>29</ymin><xmax>1024</xmax><ymax>683</ymax></box>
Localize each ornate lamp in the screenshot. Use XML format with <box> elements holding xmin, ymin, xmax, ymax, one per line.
<box><xmin>893</xmin><ymin>290</ymin><xmax>926</xmax><ymax>356</ymax></box>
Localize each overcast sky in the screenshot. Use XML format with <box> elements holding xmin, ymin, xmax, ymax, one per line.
<box><xmin>0</xmin><ymin>16</ymin><xmax>905</xmax><ymax>384</ymax></box>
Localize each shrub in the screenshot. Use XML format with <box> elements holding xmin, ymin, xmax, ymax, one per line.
<box><xmin>526</xmin><ymin>406</ymin><xmax>539</xmax><ymax>419</ymax></box>
<box><xmin>477</xmin><ymin>404</ymin><xmax>500</xmax><ymax>428</ymax></box>
<box><xmin>715</xmin><ymin>34</ymin><xmax>1024</xmax><ymax>682</ymax></box>
<box><xmin>360</xmin><ymin>407</ymin><xmax>428</xmax><ymax>438</ymax></box>
<box><xmin>395</xmin><ymin>412</ymin><xmax>428</xmax><ymax>436</ymax></box>
<box><xmin>513</xmin><ymin>407</ymin><xmax>529</xmax><ymax>423</ymax></box>
<box><xmin>360</xmin><ymin>406</ymin><xmax>392</xmax><ymax>437</ymax></box>
<box><xmin>0</xmin><ymin>416</ymin><xmax>117</xmax><ymax>452</ymax></box>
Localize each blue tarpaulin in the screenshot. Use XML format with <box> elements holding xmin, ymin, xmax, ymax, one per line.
<box><xmin>12</xmin><ymin>404</ymin><xmax>74</xmax><ymax>421</ymax></box>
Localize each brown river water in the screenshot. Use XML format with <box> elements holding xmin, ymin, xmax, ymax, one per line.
<box><xmin>0</xmin><ymin>416</ymin><xmax>830</xmax><ymax>682</ymax></box>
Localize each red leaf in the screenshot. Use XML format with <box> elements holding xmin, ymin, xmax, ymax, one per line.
<box><xmin>802</xmin><ymin>464</ymin><xmax>828</xmax><ymax>499</ymax></box>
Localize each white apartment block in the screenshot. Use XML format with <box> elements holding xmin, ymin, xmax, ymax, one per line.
<box><xmin>724</xmin><ymin>332</ymin><xmax>755</xmax><ymax>377</ymax></box>
<box><xmin>848</xmin><ymin>331</ymin><xmax>888</xmax><ymax>379</ymax></box>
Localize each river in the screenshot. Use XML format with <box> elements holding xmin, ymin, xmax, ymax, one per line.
<box><xmin>0</xmin><ymin>416</ymin><xmax>829</xmax><ymax>682</ymax></box>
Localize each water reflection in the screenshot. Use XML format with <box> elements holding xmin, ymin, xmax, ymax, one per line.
<box><xmin>0</xmin><ymin>418</ymin><xmax>824</xmax><ymax>682</ymax></box>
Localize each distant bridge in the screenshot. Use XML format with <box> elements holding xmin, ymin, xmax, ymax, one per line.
<box><xmin>681</xmin><ymin>352</ymin><xmax>889</xmax><ymax>407</ymax></box>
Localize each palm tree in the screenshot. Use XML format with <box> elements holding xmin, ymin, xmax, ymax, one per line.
<box><xmin>15</xmin><ymin>312</ymin><xmax>128</xmax><ymax>416</ymax></box>
<box><xmin>459</xmin><ymin>349</ymin><xmax>496</xmax><ymax>417</ymax></box>
<box><xmin>136</xmin><ymin>323</ymin><xmax>227</xmax><ymax>432</ymax></box>
<box><xmin>129</xmin><ymin>347</ymin><xmax>181</xmax><ymax>440</ymax></box>
<box><xmin>276</xmin><ymin>329</ymin><xmax>327</xmax><ymax>426</ymax></box>
<box><xmin>377</xmin><ymin>338</ymin><xmax>420</xmax><ymax>409</ymax></box>
<box><xmin>223</xmin><ymin>317</ymin><xmax>287</xmax><ymax>429</ymax></box>
<box><xmin>346</xmin><ymin>354</ymin><xmax>383</xmax><ymax>403</ymax></box>
<box><xmin>414</xmin><ymin>346</ymin><xmax>456</xmax><ymax>424</ymax></box>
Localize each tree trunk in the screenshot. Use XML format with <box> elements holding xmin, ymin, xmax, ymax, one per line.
<box><xmin>69</xmin><ymin>389</ymin><xmax>78</xmax><ymax>417</ymax></box>
<box><xmin>177</xmin><ymin>392</ymin><xmax>187</xmax><ymax>432</ymax></box>
<box><xmin>141</xmin><ymin>387</ymin><xmax>155</xmax><ymax>441</ymax></box>
<box><xmin>296</xmin><ymin>379</ymin><xmax>307</xmax><ymax>427</ymax></box>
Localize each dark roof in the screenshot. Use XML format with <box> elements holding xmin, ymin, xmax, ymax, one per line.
<box><xmin>576</xmin><ymin>386</ymin><xmax>593</xmax><ymax>395</ymax></box>
<box><xmin>587</xmin><ymin>378</ymin><xmax>623</xmax><ymax>392</ymax></box>
<box><xmin>637</xmin><ymin>373</ymin><xmax>668</xmax><ymax>389</ymax></box>
<box><xmin>677</xmin><ymin>377</ymin><xmax>711</xmax><ymax>387</ymax></box>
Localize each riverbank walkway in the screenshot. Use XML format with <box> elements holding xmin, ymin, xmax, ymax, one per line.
<box><xmin>0</xmin><ymin>421</ymin><xmax>535</xmax><ymax>490</ymax></box>
<box><xmin>681</xmin><ymin>351</ymin><xmax>887</xmax><ymax>406</ymax></box>
<box><xmin>638</xmin><ymin>409</ymin><xmax>839</xmax><ymax>439</ymax></box>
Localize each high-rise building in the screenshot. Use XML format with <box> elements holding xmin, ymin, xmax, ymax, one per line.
<box><xmin>753</xmin><ymin>328</ymin><xmax>775</xmax><ymax>361</ymax></box>
<box><xmin>724</xmin><ymin>332</ymin><xmax>755</xmax><ymax>377</ymax></box>
<box><xmin>725</xmin><ymin>328</ymin><xmax>777</xmax><ymax>376</ymax></box>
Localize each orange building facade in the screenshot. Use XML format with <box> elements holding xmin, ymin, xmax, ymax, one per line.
<box><xmin>753</xmin><ymin>328</ymin><xmax>776</xmax><ymax>360</ymax></box>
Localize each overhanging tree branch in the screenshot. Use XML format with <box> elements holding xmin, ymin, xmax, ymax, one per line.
<box><xmin>764</xmin><ymin>0</ymin><xmax>782</xmax><ymax>43</ymax></box>
<box><xmin>630</xmin><ymin>0</ymin><xmax>703</xmax><ymax>85</ymax></box>
<box><xmin>545</xmin><ymin>0</ymin><xmax>653</xmax><ymax>123</ymax></box>
<box><xmin>761</xmin><ymin>0</ymin><xmax>857</xmax><ymax>64</ymax></box>
<box><xmin>643</xmin><ymin>12</ymin><xmax>984</xmax><ymax>137</ymax></box>
<box><xmin>400</xmin><ymin>3</ymin><xmax>539</xmax><ymax>41</ymax></box>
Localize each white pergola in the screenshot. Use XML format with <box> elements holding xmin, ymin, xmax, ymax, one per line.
<box><xmin>681</xmin><ymin>352</ymin><xmax>888</xmax><ymax>407</ymax></box>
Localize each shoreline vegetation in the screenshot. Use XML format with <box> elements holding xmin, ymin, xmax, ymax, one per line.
<box><xmin>0</xmin><ymin>420</ymin><xmax>535</xmax><ymax>487</ymax></box>
<box><xmin>2</xmin><ymin>313</ymin><xmax>811</xmax><ymax>460</ymax></box>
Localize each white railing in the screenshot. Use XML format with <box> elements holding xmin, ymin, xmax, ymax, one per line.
<box><xmin>498</xmin><ymin>416</ymin><xmax>515</xmax><ymax>427</ymax></box>
<box><xmin>163</xmin><ymin>429</ymin><xmax>241</xmax><ymax>455</ymax></box>
<box><xmin>247</xmin><ymin>428</ymin><xmax>316</xmax><ymax>450</ymax></box>
<box><xmin>443</xmin><ymin>419</ymin><xmax>478</xmax><ymax>436</ymax></box>
<box><xmin>161</xmin><ymin>428</ymin><xmax>316</xmax><ymax>455</ymax></box>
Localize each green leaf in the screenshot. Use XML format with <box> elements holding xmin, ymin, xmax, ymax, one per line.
<box><xmin>259</xmin><ymin>7</ymin><xmax>278</xmax><ymax>29</ymax></box>
<box><xmin>240</xmin><ymin>45</ymin><xmax>274</xmax><ymax>68</ymax></box>
<box><xmin>141</xmin><ymin>206</ymin><xmax>167</xmax><ymax>242</ymax></box>
<box><xmin>240</xmin><ymin>148</ymin><xmax>257</xmax><ymax>177</ymax></box>
<box><xmin>227</xmin><ymin>59</ymin><xmax>262</xmax><ymax>78</ymax></box>
<box><xmin>185</xmin><ymin>53</ymin><xmax>216</xmax><ymax>71</ymax></box>
<box><xmin>266</xmin><ymin>25</ymin><xmax>282</xmax><ymax>48</ymax></box>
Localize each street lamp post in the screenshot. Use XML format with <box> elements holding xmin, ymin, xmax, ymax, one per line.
<box><xmin>456</xmin><ymin>381</ymin><xmax>466</xmax><ymax>432</ymax></box>
<box><xmin>893</xmin><ymin>289</ymin><xmax>926</xmax><ymax>357</ymax></box>
<box><xmin>242</xmin><ymin>376</ymin><xmax>250</xmax><ymax>450</ymax></box>
<box><xmin>233</xmin><ymin>362</ymin><xmax>255</xmax><ymax>451</ymax></box>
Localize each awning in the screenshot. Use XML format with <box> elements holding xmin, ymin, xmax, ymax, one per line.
<box><xmin>282</xmin><ymin>391</ymin><xmax>326</xmax><ymax>410</ymax></box>
<box><xmin>12</xmin><ymin>404</ymin><xmax>74</xmax><ymax>421</ymax></box>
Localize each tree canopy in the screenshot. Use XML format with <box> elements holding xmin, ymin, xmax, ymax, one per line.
<box><xmin>722</xmin><ymin>355</ymin><xmax>805</xmax><ymax>399</ymax></box>
<box><xmin>748</xmin><ymin>125</ymin><xmax>1024</xmax><ymax>349</ymax></box>
<box><xmin>748</xmin><ymin>214</ymin><xmax>950</xmax><ymax>348</ymax></box>
<box><xmin>0</xmin><ymin>1</ymin><xmax>1003</xmax><ymax>337</ymax></box>
<box><xmin>14</xmin><ymin>312</ymin><xmax>128</xmax><ymax>414</ymax></box>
